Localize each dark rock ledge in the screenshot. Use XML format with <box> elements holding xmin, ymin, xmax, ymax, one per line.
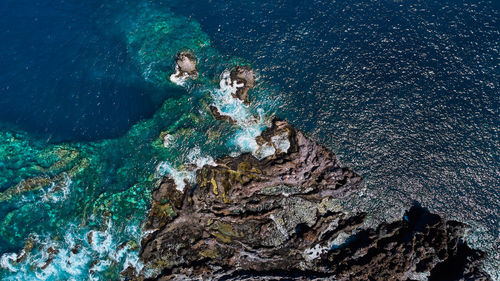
<box><xmin>130</xmin><ymin>119</ymin><xmax>491</xmax><ymax>281</ymax></box>
<box><xmin>173</xmin><ymin>51</ymin><xmax>198</xmax><ymax>79</ymax></box>
<box><xmin>230</xmin><ymin>65</ymin><xmax>255</xmax><ymax>104</ymax></box>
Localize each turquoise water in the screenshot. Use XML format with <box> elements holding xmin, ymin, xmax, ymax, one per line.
<box><xmin>0</xmin><ymin>2</ymin><xmax>280</xmax><ymax>279</ymax></box>
<box><xmin>0</xmin><ymin>0</ymin><xmax>498</xmax><ymax>280</ymax></box>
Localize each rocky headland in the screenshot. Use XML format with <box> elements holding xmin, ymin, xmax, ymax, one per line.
<box><xmin>132</xmin><ymin>118</ymin><xmax>491</xmax><ymax>280</ymax></box>
<box><xmin>126</xmin><ymin>57</ymin><xmax>495</xmax><ymax>280</ymax></box>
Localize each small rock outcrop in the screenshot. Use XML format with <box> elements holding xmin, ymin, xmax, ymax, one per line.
<box><xmin>135</xmin><ymin>119</ymin><xmax>491</xmax><ymax>281</ymax></box>
<box><xmin>170</xmin><ymin>51</ymin><xmax>198</xmax><ymax>84</ymax></box>
<box><xmin>209</xmin><ymin>105</ymin><xmax>236</xmax><ymax>123</ymax></box>
<box><xmin>176</xmin><ymin>52</ymin><xmax>197</xmax><ymax>76</ymax></box>
<box><xmin>230</xmin><ymin>66</ymin><xmax>255</xmax><ymax>103</ymax></box>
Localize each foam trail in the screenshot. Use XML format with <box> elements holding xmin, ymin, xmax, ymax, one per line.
<box><xmin>155</xmin><ymin>147</ymin><xmax>215</xmax><ymax>192</ymax></box>
<box><xmin>210</xmin><ymin>70</ymin><xmax>269</xmax><ymax>154</ymax></box>
<box><xmin>212</xmin><ymin>70</ymin><xmax>255</xmax><ymax>125</ymax></box>
<box><xmin>169</xmin><ymin>66</ymin><xmax>189</xmax><ymax>86</ymax></box>
<box><xmin>0</xmin><ymin>4</ymin><xmax>279</xmax><ymax>281</ymax></box>
<box><xmin>165</xmin><ymin>67</ymin><xmax>273</xmax><ymax>172</ymax></box>
<box><xmin>187</xmin><ymin>147</ymin><xmax>215</xmax><ymax>168</ymax></box>
<box><xmin>41</xmin><ymin>173</ymin><xmax>72</xmax><ymax>203</ymax></box>
<box><xmin>0</xmin><ymin>221</ymin><xmax>144</xmax><ymax>281</ymax></box>
<box><xmin>155</xmin><ymin>162</ymin><xmax>190</xmax><ymax>191</ymax></box>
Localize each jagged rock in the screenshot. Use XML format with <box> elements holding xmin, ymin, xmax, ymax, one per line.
<box><xmin>321</xmin><ymin>204</ymin><xmax>491</xmax><ymax>281</ymax></box>
<box><xmin>209</xmin><ymin>105</ymin><xmax>236</xmax><ymax>123</ymax></box>
<box><xmin>170</xmin><ymin>51</ymin><xmax>198</xmax><ymax>83</ymax></box>
<box><xmin>145</xmin><ymin>178</ymin><xmax>185</xmax><ymax>230</ymax></box>
<box><xmin>230</xmin><ymin>66</ymin><xmax>255</xmax><ymax>103</ymax></box>
<box><xmin>136</xmin><ymin>119</ymin><xmax>490</xmax><ymax>281</ymax></box>
<box><xmin>176</xmin><ymin>52</ymin><xmax>197</xmax><ymax>75</ymax></box>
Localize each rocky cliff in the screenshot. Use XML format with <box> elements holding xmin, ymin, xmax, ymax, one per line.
<box><xmin>133</xmin><ymin>119</ymin><xmax>491</xmax><ymax>281</ymax></box>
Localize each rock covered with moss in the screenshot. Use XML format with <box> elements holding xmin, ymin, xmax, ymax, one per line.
<box><xmin>134</xmin><ymin>119</ymin><xmax>491</xmax><ymax>280</ymax></box>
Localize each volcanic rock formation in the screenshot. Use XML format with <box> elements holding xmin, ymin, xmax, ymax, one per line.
<box><xmin>172</xmin><ymin>51</ymin><xmax>198</xmax><ymax>80</ymax></box>
<box><xmin>131</xmin><ymin>119</ymin><xmax>491</xmax><ymax>280</ymax></box>
<box><xmin>229</xmin><ymin>66</ymin><xmax>255</xmax><ymax>104</ymax></box>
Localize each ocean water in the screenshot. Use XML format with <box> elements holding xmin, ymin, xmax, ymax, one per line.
<box><xmin>0</xmin><ymin>0</ymin><xmax>498</xmax><ymax>279</ymax></box>
<box><xmin>171</xmin><ymin>0</ymin><xmax>500</xmax><ymax>274</ymax></box>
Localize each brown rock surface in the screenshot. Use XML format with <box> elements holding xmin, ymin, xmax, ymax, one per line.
<box><xmin>134</xmin><ymin>119</ymin><xmax>491</xmax><ymax>281</ymax></box>
<box><xmin>209</xmin><ymin>105</ymin><xmax>236</xmax><ymax>124</ymax></box>
<box><xmin>230</xmin><ymin>66</ymin><xmax>255</xmax><ymax>103</ymax></box>
<box><xmin>174</xmin><ymin>51</ymin><xmax>198</xmax><ymax>78</ymax></box>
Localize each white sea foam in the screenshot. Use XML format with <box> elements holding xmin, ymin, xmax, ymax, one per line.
<box><xmin>232</xmin><ymin>125</ymin><xmax>264</xmax><ymax>153</ymax></box>
<box><xmin>41</xmin><ymin>173</ymin><xmax>72</xmax><ymax>203</ymax></box>
<box><xmin>187</xmin><ymin>147</ymin><xmax>215</xmax><ymax>168</ymax></box>
<box><xmin>212</xmin><ymin>70</ymin><xmax>253</xmax><ymax>125</ymax></box>
<box><xmin>0</xmin><ymin>253</ymin><xmax>19</xmax><ymax>272</ymax></box>
<box><xmin>163</xmin><ymin>134</ymin><xmax>174</xmax><ymax>147</ymax></box>
<box><xmin>155</xmin><ymin>147</ymin><xmax>215</xmax><ymax>192</ymax></box>
<box><xmin>142</xmin><ymin>60</ymin><xmax>159</xmax><ymax>83</ymax></box>
<box><xmin>169</xmin><ymin>67</ymin><xmax>272</xmax><ymax>156</ymax></box>
<box><xmin>253</xmin><ymin>131</ymin><xmax>291</xmax><ymax>160</ymax></box>
<box><xmin>169</xmin><ymin>65</ymin><xmax>189</xmax><ymax>86</ymax></box>
<box><xmin>155</xmin><ymin>162</ymin><xmax>190</xmax><ymax>191</ymax></box>
<box><xmin>209</xmin><ymin>70</ymin><xmax>271</xmax><ymax>155</ymax></box>
<box><xmin>0</xmin><ymin>220</ymin><xmax>144</xmax><ymax>281</ymax></box>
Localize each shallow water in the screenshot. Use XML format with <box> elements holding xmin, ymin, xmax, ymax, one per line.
<box><xmin>0</xmin><ymin>1</ymin><xmax>282</xmax><ymax>278</ymax></box>
<box><xmin>0</xmin><ymin>0</ymin><xmax>498</xmax><ymax>279</ymax></box>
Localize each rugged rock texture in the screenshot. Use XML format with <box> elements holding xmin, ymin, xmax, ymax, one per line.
<box><xmin>230</xmin><ymin>66</ymin><xmax>255</xmax><ymax>103</ymax></box>
<box><xmin>174</xmin><ymin>51</ymin><xmax>198</xmax><ymax>78</ymax></box>
<box><xmin>209</xmin><ymin>105</ymin><xmax>236</xmax><ymax>123</ymax></box>
<box><xmin>136</xmin><ymin>119</ymin><xmax>491</xmax><ymax>281</ymax></box>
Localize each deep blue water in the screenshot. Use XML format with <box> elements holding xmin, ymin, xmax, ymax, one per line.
<box><xmin>0</xmin><ymin>0</ymin><xmax>498</xmax><ymax>271</ymax></box>
<box><xmin>0</xmin><ymin>0</ymin><xmax>181</xmax><ymax>142</ymax></box>
<box><xmin>169</xmin><ymin>0</ymin><xmax>500</xmax><ymax>255</ymax></box>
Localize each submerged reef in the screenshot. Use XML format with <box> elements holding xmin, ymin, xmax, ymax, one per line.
<box><xmin>0</xmin><ymin>3</ymin><xmax>495</xmax><ymax>279</ymax></box>
<box><xmin>133</xmin><ymin>119</ymin><xmax>491</xmax><ymax>280</ymax></box>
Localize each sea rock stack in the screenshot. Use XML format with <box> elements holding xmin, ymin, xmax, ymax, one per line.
<box><xmin>230</xmin><ymin>65</ymin><xmax>255</xmax><ymax>103</ymax></box>
<box><xmin>176</xmin><ymin>52</ymin><xmax>197</xmax><ymax>76</ymax></box>
<box><xmin>132</xmin><ymin>119</ymin><xmax>491</xmax><ymax>280</ymax></box>
<box><xmin>170</xmin><ymin>51</ymin><xmax>198</xmax><ymax>85</ymax></box>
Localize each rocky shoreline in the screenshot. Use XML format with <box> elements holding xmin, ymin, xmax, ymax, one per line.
<box><xmin>129</xmin><ymin>118</ymin><xmax>491</xmax><ymax>280</ymax></box>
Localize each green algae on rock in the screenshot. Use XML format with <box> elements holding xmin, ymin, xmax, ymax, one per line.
<box><xmin>2</xmin><ymin>2</ymin><xmax>490</xmax><ymax>280</ymax></box>
<box><xmin>136</xmin><ymin>119</ymin><xmax>491</xmax><ymax>280</ymax></box>
<box><xmin>0</xmin><ymin>4</ymin><xmax>278</xmax><ymax>279</ymax></box>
